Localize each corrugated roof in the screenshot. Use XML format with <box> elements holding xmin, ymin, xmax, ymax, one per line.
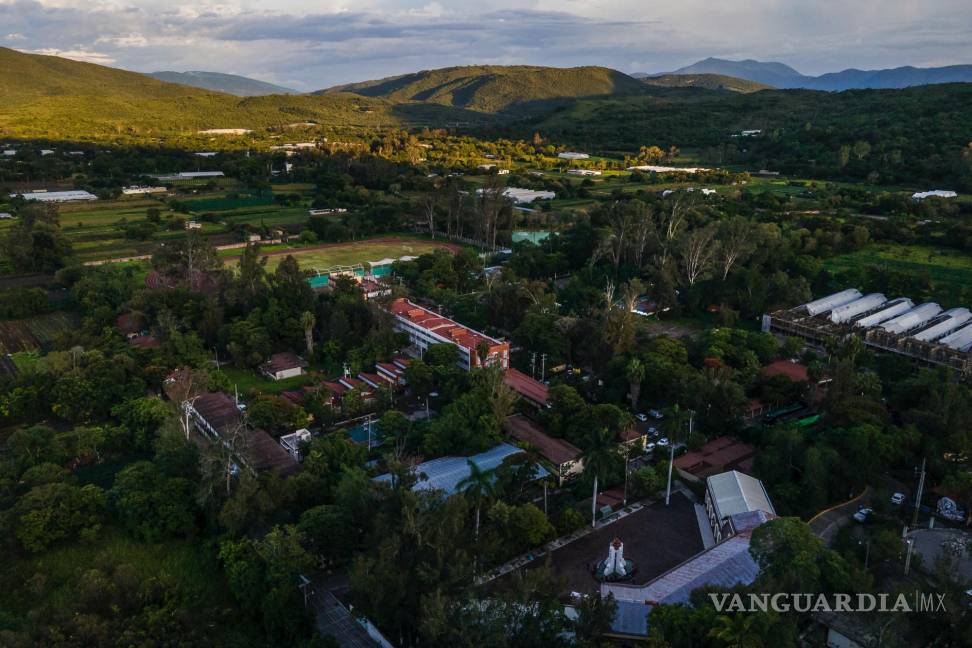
<box><xmin>503</xmin><ymin>368</ymin><xmax>549</xmax><ymax>406</ymax></box>
<box><xmin>707</xmin><ymin>470</ymin><xmax>775</xmax><ymax>521</ymax></box>
<box><xmin>610</xmin><ymin>600</ymin><xmax>651</xmax><ymax>637</ymax></box>
<box><xmin>504</xmin><ymin>415</ymin><xmax>580</xmax><ymax>465</ymax></box>
<box><xmin>373</xmin><ymin>442</ymin><xmax>549</xmax><ymax>495</ymax></box>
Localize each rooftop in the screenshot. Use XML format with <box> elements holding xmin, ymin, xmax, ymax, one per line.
<box><xmin>674</xmin><ymin>436</ymin><xmax>756</xmax><ymax>477</ymax></box>
<box><xmin>504</xmin><ymin>415</ymin><xmax>579</xmax><ymax>465</ymax></box>
<box><xmin>503</xmin><ymin>368</ymin><xmax>549</xmax><ymax>406</ymax></box>
<box><xmin>192</xmin><ymin>392</ymin><xmax>243</xmax><ymax>434</ymax></box>
<box><xmin>262</xmin><ymin>351</ymin><xmax>308</xmax><ymax>374</ymax></box>
<box><xmin>389</xmin><ymin>298</ymin><xmax>504</xmax><ymax>353</ymax></box>
<box><xmin>707</xmin><ymin>470</ymin><xmax>776</xmax><ymax>521</ymax></box>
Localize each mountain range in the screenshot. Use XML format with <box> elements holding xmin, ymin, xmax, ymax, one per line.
<box><xmin>665</xmin><ymin>57</ymin><xmax>972</xmax><ymax>90</ymax></box>
<box><xmin>148</xmin><ymin>71</ymin><xmax>295</xmax><ymax>96</ymax></box>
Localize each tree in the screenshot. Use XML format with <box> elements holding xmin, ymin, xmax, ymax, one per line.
<box><xmin>458</xmin><ymin>459</ymin><xmax>496</xmax><ymax>568</ymax></box>
<box><xmin>574</xmin><ymin>592</ymin><xmax>618</xmax><ymax>642</ymax></box>
<box><xmin>580</xmin><ymin>426</ymin><xmax>619</xmax><ymax>527</ymax></box>
<box><xmin>15</xmin><ymin>483</ymin><xmax>106</xmax><ymax>552</ymax></box>
<box><xmin>749</xmin><ymin>517</ymin><xmax>859</xmax><ymax>595</ymax></box>
<box><xmin>625</xmin><ymin>357</ymin><xmax>646</xmax><ymax>408</ymax></box>
<box><xmin>300</xmin><ymin>310</ymin><xmax>316</xmax><ymax>355</ymax></box>
<box><xmin>718</xmin><ymin>217</ymin><xmax>756</xmax><ymax>281</ymax></box>
<box><xmin>679</xmin><ymin>224</ymin><xmax>719</xmax><ymax>287</ymax></box>
<box><xmin>110</xmin><ymin>461</ymin><xmax>195</xmax><ymax>541</ymax></box>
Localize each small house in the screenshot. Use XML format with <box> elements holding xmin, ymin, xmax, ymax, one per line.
<box><xmin>261</xmin><ymin>352</ymin><xmax>308</xmax><ymax>381</ymax></box>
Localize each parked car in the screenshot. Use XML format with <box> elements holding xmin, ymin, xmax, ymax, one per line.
<box><xmin>891</xmin><ymin>492</ymin><xmax>906</xmax><ymax>506</ymax></box>
<box><xmin>649</xmin><ymin>409</ymin><xmax>663</xmax><ymax>419</ymax></box>
<box><xmin>657</xmin><ymin>437</ymin><xmax>670</xmax><ymax>447</ymax></box>
<box><xmin>853</xmin><ymin>507</ymin><xmax>873</xmax><ymax>523</ymax></box>
<box><xmin>647</xmin><ymin>426</ymin><xmax>658</xmax><ymax>436</ymax></box>
<box><xmin>644</xmin><ymin>442</ymin><xmax>656</xmax><ymax>454</ymax></box>
<box><xmin>635</xmin><ymin>413</ymin><xmax>648</xmax><ymax>422</ymax></box>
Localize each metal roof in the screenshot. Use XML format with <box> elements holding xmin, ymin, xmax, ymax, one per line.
<box><xmin>803</xmin><ymin>289</ymin><xmax>861</xmax><ymax>316</ymax></box>
<box><xmin>910</xmin><ymin>308</ymin><xmax>972</xmax><ymax>342</ymax></box>
<box><xmin>940</xmin><ymin>323</ymin><xmax>972</xmax><ymax>352</ymax></box>
<box><xmin>373</xmin><ymin>442</ymin><xmax>549</xmax><ymax>495</ymax></box>
<box><xmin>707</xmin><ymin>470</ymin><xmax>775</xmax><ymax>522</ymax></box>
<box><xmin>881</xmin><ymin>303</ymin><xmax>942</xmax><ymax>334</ymax></box>
<box><xmin>854</xmin><ymin>298</ymin><xmax>913</xmax><ymax>328</ymax></box>
<box><xmin>829</xmin><ymin>293</ymin><xmax>886</xmax><ymax>324</ymax></box>
<box><xmin>609</xmin><ymin>601</ymin><xmax>651</xmax><ymax>637</ymax></box>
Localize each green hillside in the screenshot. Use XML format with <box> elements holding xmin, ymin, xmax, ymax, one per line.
<box><xmin>641</xmin><ymin>73</ymin><xmax>772</xmax><ymax>93</ymax></box>
<box><xmin>317</xmin><ymin>65</ymin><xmax>647</xmax><ymax>114</ymax></box>
<box><xmin>0</xmin><ymin>48</ymin><xmax>488</xmax><ymax>142</ymax></box>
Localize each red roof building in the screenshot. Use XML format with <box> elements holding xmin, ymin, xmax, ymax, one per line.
<box><xmin>504</xmin><ymin>414</ymin><xmax>582</xmax><ymax>484</ymax></box>
<box><xmin>674</xmin><ymin>436</ymin><xmax>757</xmax><ymax>479</ymax></box>
<box><xmin>502</xmin><ymin>368</ymin><xmax>549</xmax><ymax>408</ymax></box>
<box><xmin>388</xmin><ymin>298</ymin><xmax>510</xmax><ymax>371</ymax></box>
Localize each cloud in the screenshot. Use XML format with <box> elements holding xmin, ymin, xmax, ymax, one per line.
<box><xmin>30</xmin><ymin>47</ymin><xmax>116</xmax><ymax>64</ymax></box>
<box><xmin>4</xmin><ymin>0</ymin><xmax>972</xmax><ymax>90</ymax></box>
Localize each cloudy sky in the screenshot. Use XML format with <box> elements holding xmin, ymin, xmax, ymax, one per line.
<box><xmin>3</xmin><ymin>0</ymin><xmax>972</xmax><ymax>91</ymax></box>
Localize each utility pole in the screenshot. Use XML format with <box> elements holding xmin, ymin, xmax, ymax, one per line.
<box><xmin>904</xmin><ymin>538</ymin><xmax>915</xmax><ymax>575</ymax></box>
<box><xmin>912</xmin><ymin>457</ymin><xmax>926</xmax><ymax>529</ymax></box>
<box><xmin>541</xmin><ymin>353</ymin><xmax>547</xmax><ymax>382</ymax></box>
<box><xmin>531</xmin><ymin>352</ymin><xmax>537</xmax><ymax>379</ymax></box>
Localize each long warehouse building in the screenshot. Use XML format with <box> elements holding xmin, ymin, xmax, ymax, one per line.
<box><xmin>764</xmin><ymin>289</ymin><xmax>972</xmax><ymax>375</ymax></box>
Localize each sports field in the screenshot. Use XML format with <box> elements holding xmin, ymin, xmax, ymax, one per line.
<box><xmin>225</xmin><ymin>237</ymin><xmax>460</xmax><ymax>271</ymax></box>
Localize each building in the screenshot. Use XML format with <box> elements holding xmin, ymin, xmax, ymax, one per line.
<box><xmin>9</xmin><ymin>190</ymin><xmax>97</xmax><ymax>203</ymax></box>
<box><xmin>373</xmin><ymin>442</ymin><xmax>549</xmax><ymax>495</ymax></box>
<box><xmin>566</xmin><ymin>169</ymin><xmax>601</xmax><ymax>176</ymax></box>
<box><xmin>185</xmin><ymin>221</ymin><xmax>203</xmax><ymax>230</ymax></box>
<box><xmin>0</xmin><ymin>213</ymin><xmax>13</xmax><ymax>220</ymax></box>
<box><xmin>195</xmin><ymin>151</ymin><xmax>218</xmax><ymax>157</ymax></box>
<box><xmin>388</xmin><ymin>298</ymin><xmax>510</xmax><ymax>371</ymax></box>
<box><xmin>558</xmin><ymin>152</ymin><xmax>589</xmax><ymax>160</ymax></box>
<box><xmin>261</xmin><ymin>352</ymin><xmax>308</xmax><ymax>380</ymax></box>
<box><xmin>308</xmin><ymin>208</ymin><xmax>347</xmax><ymax>215</ymax></box>
<box><xmin>478</xmin><ymin>187</ymin><xmax>556</xmax><ymax>204</ymax></box>
<box><xmin>121</xmin><ymin>185</ymin><xmax>167</xmax><ymax>195</ymax></box>
<box><xmin>502</xmin><ymin>368</ymin><xmax>549</xmax><ymax>408</ymax></box>
<box><xmin>913</xmin><ymin>190</ymin><xmax>957</xmax><ymax>200</ymax></box>
<box><xmin>198</xmin><ymin>128</ymin><xmax>252</xmax><ymax>135</ymax></box>
<box><xmin>705</xmin><ymin>470</ymin><xmax>775</xmax><ymax>543</ymax></box>
<box><xmin>626</xmin><ymin>165</ymin><xmax>709</xmax><ymax>174</ymax></box>
<box><xmin>765</xmin><ymin>288</ymin><xmax>972</xmax><ymax>375</ymax></box>
<box><xmin>504</xmin><ymin>415</ymin><xmax>582</xmax><ymax>485</ymax></box>
<box><xmin>279</xmin><ymin>428</ymin><xmax>313</xmax><ymax>461</ymax></box>
<box><xmin>674</xmin><ymin>436</ymin><xmax>756</xmax><ymax>480</ymax></box>
<box><xmin>150</xmin><ymin>171</ymin><xmax>225</xmax><ymax>181</ymax></box>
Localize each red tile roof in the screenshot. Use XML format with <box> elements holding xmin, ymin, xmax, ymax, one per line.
<box><xmin>503</xmin><ymin>368</ymin><xmax>549</xmax><ymax>406</ymax></box>
<box><xmin>674</xmin><ymin>436</ymin><xmax>756</xmax><ymax>476</ymax></box>
<box><xmin>504</xmin><ymin>415</ymin><xmax>580</xmax><ymax>466</ymax></box>
<box><xmin>761</xmin><ymin>360</ymin><xmax>808</xmax><ymax>382</ymax></box>
<box><xmin>389</xmin><ymin>298</ymin><xmax>507</xmax><ymax>356</ymax></box>
<box><xmin>262</xmin><ymin>351</ymin><xmax>307</xmax><ymax>374</ymax></box>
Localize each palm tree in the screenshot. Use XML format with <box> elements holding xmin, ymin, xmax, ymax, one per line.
<box><xmin>458</xmin><ymin>460</ymin><xmax>495</xmax><ymax>551</ymax></box>
<box><xmin>581</xmin><ymin>426</ymin><xmax>619</xmax><ymax>527</ymax></box>
<box><xmin>663</xmin><ymin>404</ymin><xmax>689</xmax><ymax>505</ymax></box>
<box><xmin>625</xmin><ymin>357</ymin><xmax>646</xmax><ymax>408</ymax></box>
<box><xmin>707</xmin><ymin>613</ymin><xmax>763</xmax><ymax>648</ymax></box>
<box><xmin>300</xmin><ymin>310</ymin><xmax>316</xmax><ymax>356</ymax></box>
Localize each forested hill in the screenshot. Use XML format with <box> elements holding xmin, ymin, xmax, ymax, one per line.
<box><xmin>148</xmin><ymin>71</ymin><xmax>296</xmax><ymax>96</ymax></box>
<box><xmin>641</xmin><ymin>73</ymin><xmax>772</xmax><ymax>93</ymax></box>
<box><xmin>316</xmin><ymin>65</ymin><xmax>647</xmax><ymax>114</ymax></box>
<box><xmin>0</xmin><ymin>47</ymin><xmax>487</xmax><ymax>142</ymax></box>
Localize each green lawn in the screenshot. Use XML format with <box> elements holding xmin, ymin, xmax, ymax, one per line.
<box><xmin>823</xmin><ymin>243</ymin><xmax>972</xmax><ymax>296</ymax></box>
<box><xmin>214</xmin><ymin>366</ymin><xmax>314</xmax><ymax>396</ymax></box>
<box><xmin>227</xmin><ymin>238</ymin><xmax>453</xmax><ymax>272</ymax></box>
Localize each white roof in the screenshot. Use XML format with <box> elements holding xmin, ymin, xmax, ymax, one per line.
<box><xmin>10</xmin><ymin>190</ymin><xmax>97</xmax><ymax>202</ymax></box>
<box><xmin>910</xmin><ymin>308</ymin><xmax>972</xmax><ymax>342</ymax></box>
<box><xmin>912</xmin><ymin>190</ymin><xmax>957</xmax><ymax>200</ymax></box>
<box><xmin>707</xmin><ymin>470</ymin><xmax>775</xmax><ymax>521</ymax></box>
<box><xmin>855</xmin><ymin>298</ymin><xmax>913</xmax><ymax>328</ymax></box>
<box><xmin>803</xmin><ymin>289</ymin><xmax>862</xmax><ymax>317</ymax></box>
<box><xmin>627</xmin><ymin>165</ymin><xmax>710</xmax><ymax>173</ymax></box>
<box><xmin>939</xmin><ymin>323</ymin><xmax>972</xmax><ymax>352</ymax></box>
<box><xmin>881</xmin><ymin>303</ymin><xmax>942</xmax><ymax>334</ymax></box>
<box><xmin>829</xmin><ymin>293</ymin><xmax>886</xmax><ymax>324</ymax></box>
<box><xmin>558</xmin><ymin>152</ymin><xmax>589</xmax><ymax>159</ymax></box>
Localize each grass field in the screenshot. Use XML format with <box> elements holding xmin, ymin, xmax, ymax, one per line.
<box><xmin>227</xmin><ymin>238</ymin><xmax>457</xmax><ymax>272</ymax></box>
<box><xmin>0</xmin><ymin>311</ymin><xmax>77</xmax><ymax>354</ymax></box>
<box><xmin>823</xmin><ymin>243</ymin><xmax>972</xmax><ymax>297</ymax></box>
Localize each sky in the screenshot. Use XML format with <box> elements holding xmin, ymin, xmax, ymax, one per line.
<box><xmin>3</xmin><ymin>0</ymin><xmax>972</xmax><ymax>91</ymax></box>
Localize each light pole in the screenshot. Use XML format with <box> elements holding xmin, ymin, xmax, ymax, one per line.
<box><xmin>425</xmin><ymin>391</ymin><xmax>438</xmax><ymax>420</ymax></box>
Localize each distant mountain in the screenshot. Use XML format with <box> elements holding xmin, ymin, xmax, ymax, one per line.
<box><xmin>317</xmin><ymin>65</ymin><xmax>647</xmax><ymax>114</ymax></box>
<box><xmin>670</xmin><ymin>58</ymin><xmax>806</xmax><ymax>88</ymax></box>
<box><xmin>148</xmin><ymin>71</ymin><xmax>296</xmax><ymax>96</ymax></box>
<box><xmin>666</xmin><ymin>57</ymin><xmax>972</xmax><ymax>90</ymax></box>
<box><xmin>640</xmin><ymin>73</ymin><xmax>771</xmax><ymax>93</ymax></box>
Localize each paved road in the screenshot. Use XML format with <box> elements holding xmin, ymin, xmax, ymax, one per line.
<box><xmin>809</xmin><ymin>487</ymin><xmax>871</xmax><ymax>545</ymax></box>
<box><xmin>907</xmin><ymin>528</ymin><xmax>972</xmax><ymax>583</ymax></box>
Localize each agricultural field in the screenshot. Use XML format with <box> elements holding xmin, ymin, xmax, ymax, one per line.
<box><xmin>225</xmin><ymin>237</ymin><xmax>459</xmax><ymax>272</ymax></box>
<box><xmin>823</xmin><ymin>243</ymin><xmax>972</xmax><ymax>300</ymax></box>
<box><xmin>0</xmin><ymin>311</ymin><xmax>77</xmax><ymax>354</ymax></box>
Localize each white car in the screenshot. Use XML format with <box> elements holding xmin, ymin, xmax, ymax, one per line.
<box><xmin>644</xmin><ymin>442</ymin><xmax>656</xmax><ymax>454</ymax></box>
<box><xmin>635</xmin><ymin>413</ymin><xmax>648</xmax><ymax>422</ymax></box>
<box><xmin>891</xmin><ymin>492</ymin><xmax>906</xmax><ymax>506</ymax></box>
<box><xmin>853</xmin><ymin>507</ymin><xmax>873</xmax><ymax>523</ymax></box>
<box><xmin>647</xmin><ymin>426</ymin><xmax>658</xmax><ymax>436</ymax></box>
<box><xmin>649</xmin><ymin>409</ymin><xmax>663</xmax><ymax>419</ymax></box>
<box><xmin>657</xmin><ymin>437</ymin><xmax>670</xmax><ymax>447</ymax></box>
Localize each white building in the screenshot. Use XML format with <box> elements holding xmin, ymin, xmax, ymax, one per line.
<box><xmin>198</xmin><ymin>128</ymin><xmax>252</xmax><ymax>135</ymax></box>
<box><xmin>0</xmin><ymin>213</ymin><xmax>13</xmax><ymax>220</ymax></box>
<box><xmin>567</xmin><ymin>169</ymin><xmax>601</xmax><ymax>176</ymax></box>
<box><xmin>912</xmin><ymin>190</ymin><xmax>957</xmax><ymax>200</ymax></box>
<box><xmin>261</xmin><ymin>352</ymin><xmax>308</xmax><ymax>381</ymax></box>
<box><xmin>185</xmin><ymin>221</ymin><xmax>203</xmax><ymax>230</ymax></box>
<box><xmin>558</xmin><ymin>152</ymin><xmax>589</xmax><ymax>160</ymax></box>
<box><xmin>195</xmin><ymin>151</ymin><xmax>218</xmax><ymax>157</ymax></box>
<box><xmin>150</xmin><ymin>171</ymin><xmax>225</xmax><ymax>181</ymax></box>
<box><xmin>704</xmin><ymin>470</ymin><xmax>775</xmax><ymax>543</ymax></box>
<box><xmin>279</xmin><ymin>429</ymin><xmax>313</xmax><ymax>461</ymax></box>
<box><xmin>9</xmin><ymin>190</ymin><xmax>97</xmax><ymax>203</ymax></box>
<box><xmin>627</xmin><ymin>165</ymin><xmax>710</xmax><ymax>174</ymax></box>
<box><xmin>121</xmin><ymin>185</ymin><xmax>167</xmax><ymax>195</ymax></box>
<box><xmin>476</xmin><ymin>187</ymin><xmax>556</xmax><ymax>204</ymax></box>
<box><xmin>2</xmin><ymin>150</ymin><xmax>16</xmax><ymax>157</ymax></box>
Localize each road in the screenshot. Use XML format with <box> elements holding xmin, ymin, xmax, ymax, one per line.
<box><xmin>809</xmin><ymin>487</ymin><xmax>871</xmax><ymax>545</ymax></box>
